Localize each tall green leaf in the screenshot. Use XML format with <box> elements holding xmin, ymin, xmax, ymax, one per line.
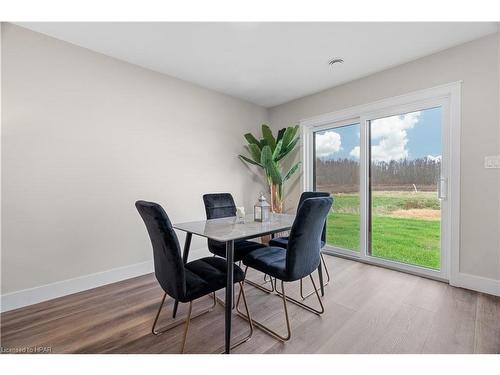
<box><xmin>259</xmin><ymin>138</ymin><xmax>268</xmax><ymax>150</ymax></box>
<box><xmin>244</xmin><ymin>133</ymin><xmax>260</xmax><ymax>147</ymax></box>
<box><xmin>239</xmin><ymin>155</ymin><xmax>263</xmax><ymax>168</ymax></box>
<box><xmin>272</xmin><ymin>139</ymin><xmax>283</xmax><ymax>160</ymax></box>
<box><xmin>277</xmin><ymin>136</ymin><xmax>299</xmax><ymax>161</ymax></box>
<box><xmin>287</xmin><ymin>136</ymin><xmax>300</xmax><ymax>152</ymax></box>
<box><xmin>262</xmin><ymin>124</ymin><xmax>276</xmax><ymax>152</ymax></box>
<box><xmin>261</xmin><ymin>145</ymin><xmax>282</xmax><ymax>185</ymax></box>
<box><xmin>280</xmin><ymin>127</ymin><xmax>292</xmax><ymax>148</ymax></box>
<box><xmin>260</xmin><ymin>145</ymin><xmax>272</xmax><ymax>171</ymax></box>
<box><xmin>267</xmin><ymin>160</ymin><xmax>283</xmax><ymax>186</ymax></box>
<box><xmin>248</xmin><ymin>143</ymin><xmax>262</xmax><ymax>164</ymax></box>
<box><xmin>281</xmin><ymin>126</ymin><xmax>298</xmax><ymax>149</ymax></box>
<box><xmin>276</xmin><ymin>128</ymin><xmax>286</xmax><ymax>143</ymax></box>
<box><xmin>283</xmin><ymin>162</ymin><xmax>301</xmax><ymax>181</ymax></box>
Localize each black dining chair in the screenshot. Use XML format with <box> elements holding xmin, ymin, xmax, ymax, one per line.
<box><xmin>135</xmin><ymin>200</ymin><xmax>253</xmax><ymax>353</ymax></box>
<box><xmin>203</xmin><ymin>193</ymin><xmax>274</xmax><ymax>293</ymax></box>
<box><xmin>269</xmin><ymin>191</ymin><xmax>332</xmax><ymax>299</ymax></box>
<box><xmin>236</xmin><ymin>197</ymin><xmax>333</xmax><ymax>342</ymax></box>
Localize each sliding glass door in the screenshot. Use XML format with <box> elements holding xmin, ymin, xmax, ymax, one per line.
<box><xmin>314</xmin><ymin>123</ymin><xmax>360</xmax><ymax>252</ymax></box>
<box><xmin>306</xmin><ymin>90</ymin><xmax>454</xmax><ymax>280</ymax></box>
<box><xmin>368</xmin><ymin>108</ymin><xmax>442</xmax><ymax>270</ymax></box>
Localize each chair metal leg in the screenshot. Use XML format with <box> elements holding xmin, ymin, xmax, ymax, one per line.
<box><xmin>152</xmin><ymin>293</ymin><xmax>169</xmax><ymax>334</ymax></box>
<box><xmin>276</xmin><ymin>275</ymin><xmax>325</xmax><ymax>315</ymax></box>
<box><xmin>263</xmin><ymin>274</ymin><xmax>277</xmax><ymax>290</ymax></box>
<box><xmin>152</xmin><ymin>292</ymin><xmax>216</xmax><ymax>336</ymax></box>
<box><xmin>221</xmin><ymin>281</ymin><xmax>254</xmax><ymax>352</ymax></box>
<box><xmin>236</xmin><ymin>267</ymin><xmax>274</xmax><ymax>294</ymax></box>
<box><xmin>180</xmin><ymin>302</ymin><xmax>193</xmax><ymax>353</ymax></box>
<box><xmin>299</xmin><ymin>278</ymin><xmax>305</xmax><ymax>300</ymax></box>
<box><xmin>245</xmin><ymin>276</ymin><xmax>275</xmax><ymax>294</ymax></box>
<box><xmin>236</xmin><ymin>267</ymin><xmax>291</xmax><ymax>342</ymax></box>
<box><xmin>213</xmin><ymin>281</ymin><xmax>254</xmax><ymax>353</ymax></box>
<box><xmin>152</xmin><ymin>289</ymin><xmax>252</xmax><ymax>354</ymax></box>
<box><xmin>299</xmin><ymin>253</ymin><xmax>331</xmax><ymax>300</ymax></box>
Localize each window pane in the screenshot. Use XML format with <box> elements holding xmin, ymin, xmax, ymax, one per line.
<box><xmin>369</xmin><ymin>107</ymin><xmax>442</xmax><ymax>269</ymax></box>
<box><xmin>314</xmin><ymin>123</ymin><xmax>360</xmax><ymax>251</ymax></box>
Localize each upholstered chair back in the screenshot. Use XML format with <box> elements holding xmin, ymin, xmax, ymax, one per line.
<box><xmin>203</xmin><ymin>193</ymin><xmax>237</xmax><ymax>220</ymax></box>
<box><xmin>298</xmin><ymin>191</ymin><xmax>331</xmax><ymax>245</ymax></box>
<box><xmin>286</xmin><ymin>197</ymin><xmax>333</xmax><ymax>280</ymax></box>
<box><xmin>135</xmin><ymin>201</ymin><xmax>185</xmax><ymax>300</ymax></box>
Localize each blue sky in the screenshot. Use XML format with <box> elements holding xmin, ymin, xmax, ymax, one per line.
<box><xmin>315</xmin><ymin>107</ymin><xmax>442</xmax><ymax>162</ymax></box>
<box><xmin>406</xmin><ymin>107</ymin><xmax>442</xmax><ymax>159</ymax></box>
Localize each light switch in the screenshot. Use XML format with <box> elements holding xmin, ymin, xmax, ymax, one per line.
<box><xmin>485</xmin><ymin>155</ymin><xmax>500</xmax><ymax>169</ymax></box>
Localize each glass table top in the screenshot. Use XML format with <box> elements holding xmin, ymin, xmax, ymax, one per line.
<box><xmin>173</xmin><ymin>213</ymin><xmax>295</xmax><ymax>242</ymax></box>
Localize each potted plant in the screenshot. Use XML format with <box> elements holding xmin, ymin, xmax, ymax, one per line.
<box><xmin>239</xmin><ymin>124</ymin><xmax>301</xmax><ymax>213</ymax></box>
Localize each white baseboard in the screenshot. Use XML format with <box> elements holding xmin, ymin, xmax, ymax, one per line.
<box><xmin>0</xmin><ymin>260</ymin><xmax>154</xmax><ymax>313</ymax></box>
<box><xmin>1</xmin><ymin>247</ymin><xmax>211</xmax><ymax>313</ymax></box>
<box><xmin>451</xmin><ymin>272</ymin><xmax>500</xmax><ymax>296</ymax></box>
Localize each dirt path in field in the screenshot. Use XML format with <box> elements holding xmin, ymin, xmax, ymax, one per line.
<box><xmin>388</xmin><ymin>209</ymin><xmax>441</xmax><ymax>220</ymax></box>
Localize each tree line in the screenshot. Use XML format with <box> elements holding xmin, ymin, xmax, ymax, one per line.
<box><xmin>315</xmin><ymin>157</ymin><xmax>441</xmax><ymax>191</ymax></box>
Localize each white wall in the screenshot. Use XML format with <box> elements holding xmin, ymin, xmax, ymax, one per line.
<box><xmin>269</xmin><ymin>33</ymin><xmax>500</xmax><ymax>284</ymax></box>
<box><xmin>1</xmin><ymin>24</ymin><xmax>268</xmax><ymax>300</ymax></box>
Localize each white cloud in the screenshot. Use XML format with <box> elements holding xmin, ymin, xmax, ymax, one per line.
<box><xmin>349</xmin><ymin>146</ymin><xmax>360</xmax><ymax>159</ymax></box>
<box><xmin>349</xmin><ymin>111</ymin><xmax>421</xmax><ymax>162</ymax></box>
<box><xmin>315</xmin><ymin>130</ymin><xmax>341</xmax><ymax>159</ymax></box>
<box><xmin>426</xmin><ymin>155</ymin><xmax>442</xmax><ymax>162</ymax></box>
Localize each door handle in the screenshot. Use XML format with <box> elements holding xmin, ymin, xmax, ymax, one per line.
<box><xmin>438</xmin><ymin>178</ymin><xmax>447</xmax><ymax>200</ymax></box>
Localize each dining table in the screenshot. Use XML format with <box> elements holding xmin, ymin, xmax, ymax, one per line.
<box><xmin>173</xmin><ymin>212</ymin><xmax>302</xmax><ymax>354</ymax></box>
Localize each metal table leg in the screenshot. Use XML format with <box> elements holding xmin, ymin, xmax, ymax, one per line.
<box><xmin>224</xmin><ymin>240</ymin><xmax>234</xmax><ymax>354</ymax></box>
<box><xmin>173</xmin><ymin>232</ymin><xmax>192</xmax><ymax>319</ymax></box>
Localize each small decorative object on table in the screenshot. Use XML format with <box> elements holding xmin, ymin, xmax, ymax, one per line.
<box><xmin>254</xmin><ymin>192</ymin><xmax>271</xmax><ymax>222</ymax></box>
<box><xmin>236</xmin><ymin>206</ymin><xmax>246</xmax><ymax>223</ymax></box>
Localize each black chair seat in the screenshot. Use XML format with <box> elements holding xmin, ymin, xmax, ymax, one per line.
<box><xmin>208</xmin><ymin>239</ymin><xmax>263</xmax><ymax>262</ymax></box>
<box><xmin>268</xmin><ymin>236</ymin><xmax>289</xmax><ymax>248</ymax></box>
<box><xmin>182</xmin><ymin>257</ymin><xmax>245</xmax><ymax>303</ymax></box>
<box><xmin>242</xmin><ymin>246</ymin><xmax>291</xmax><ymax>281</ymax></box>
<box><xmin>269</xmin><ymin>236</ymin><xmax>325</xmax><ymax>249</ymax></box>
<box><xmin>245</xmin><ymin>197</ymin><xmax>333</xmax><ymax>283</ymax></box>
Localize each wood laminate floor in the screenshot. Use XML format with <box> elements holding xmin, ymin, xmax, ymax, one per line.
<box><xmin>1</xmin><ymin>256</ymin><xmax>499</xmax><ymax>354</ymax></box>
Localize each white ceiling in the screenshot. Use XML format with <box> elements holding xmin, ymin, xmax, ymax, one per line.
<box><xmin>17</xmin><ymin>22</ymin><xmax>499</xmax><ymax>107</ymax></box>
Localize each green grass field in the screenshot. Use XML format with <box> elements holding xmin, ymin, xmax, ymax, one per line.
<box><xmin>326</xmin><ymin>191</ymin><xmax>441</xmax><ymax>269</ymax></box>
